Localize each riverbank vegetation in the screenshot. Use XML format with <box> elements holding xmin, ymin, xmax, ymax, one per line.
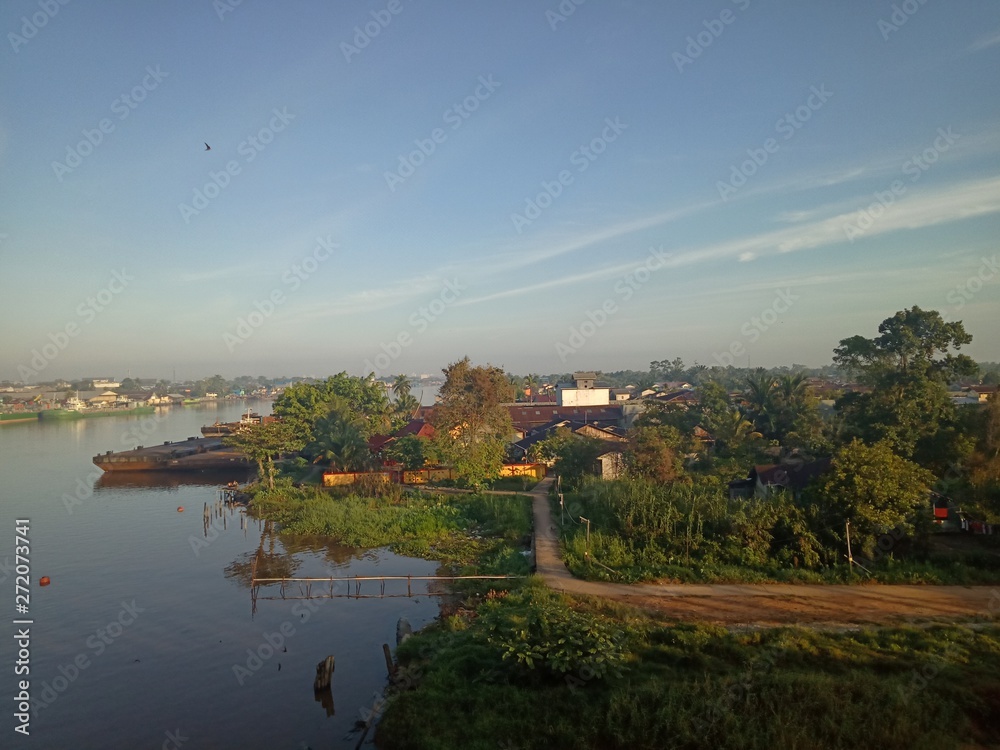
<box><xmin>378</xmin><ymin>579</ymin><xmax>1000</xmax><ymax>750</ymax></box>
<box><xmin>247</xmin><ymin>479</ymin><xmax>532</xmax><ymax>575</ymax></box>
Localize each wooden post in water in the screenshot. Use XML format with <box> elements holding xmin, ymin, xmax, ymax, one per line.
<box><xmin>313</xmin><ymin>655</ymin><xmax>335</xmax><ymax>691</ymax></box>
<box><xmin>382</xmin><ymin>643</ymin><xmax>395</xmax><ymax>677</ymax></box>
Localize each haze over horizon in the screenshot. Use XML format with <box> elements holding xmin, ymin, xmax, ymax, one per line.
<box><xmin>2</xmin><ymin>1</ymin><xmax>999</xmax><ymax>382</ymax></box>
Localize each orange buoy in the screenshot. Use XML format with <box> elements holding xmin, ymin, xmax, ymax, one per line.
<box><xmin>177</xmin><ymin>506</ymin><xmax>184</xmax><ymax>512</ymax></box>
<box><xmin>39</xmin><ymin>576</ymin><xmax>51</xmax><ymax>586</ymax></box>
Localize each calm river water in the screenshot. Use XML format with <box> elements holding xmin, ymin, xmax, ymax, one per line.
<box><xmin>0</xmin><ymin>401</ymin><xmax>440</xmax><ymax>749</ymax></box>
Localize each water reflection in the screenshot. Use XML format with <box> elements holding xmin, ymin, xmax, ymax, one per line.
<box><xmin>225</xmin><ymin>523</ymin><xmax>302</xmax><ymax>589</ymax></box>
<box><xmin>95</xmin><ymin>468</ymin><xmax>253</xmax><ymax>490</ymax></box>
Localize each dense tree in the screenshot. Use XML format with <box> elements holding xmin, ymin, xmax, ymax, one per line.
<box><xmin>430</xmin><ymin>358</ymin><xmax>515</xmax><ymax>489</ymax></box>
<box><xmin>833</xmin><ymin>308</ymin><xmax>977</xmax><ymax>472</ymax></box>
<box><xmin>806</xmin><ymin>439</ymin><xmax>935</xmax><ymax>562</ymax></box>
<box><xmin>382</xmin><ymin>435</ymin><xmax>427</xmax><ymax>470</ymax></box>
<box><xmin>833</xmin><ymin>306</ymin><xmax>976</xmax><ymax>383</ymax></box>
<box><xmin>530</xmin><ymin>428</ymin><xmax>606</xmax><ymax>490</ymax></box>
<box><xmin>273</xmin><ymin>373</ymin><xmax>391</xmax><ymax>442</ymax></box>
<box><xmin>626</xmin><ymin>425</ymin><xmax>684</xmax><ymax>483</ymax></box>
<box><xmin>305</xmin><ymin>403</ymin><xmax>373</xmax><ymax>472</ymax></box>
<box><xmin>960</xmin><ymin>394</ymin><xmax>1000</xmax><ymax>520</ymax></box>
<box><xmin>650</xmin><ymin>357</ymin><xmax>686</xmax><ymax>381</ymax></box>
<box><xmin>224</xmin><ymin>420</ymin><xmax>305</xmax><ymax>489</ymax></box>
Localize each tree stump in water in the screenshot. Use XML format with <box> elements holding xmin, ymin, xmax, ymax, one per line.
<box><xmin>313</xmin><ymin>655</ymin><xmax>335</xmax><ymax>692</ymax></box>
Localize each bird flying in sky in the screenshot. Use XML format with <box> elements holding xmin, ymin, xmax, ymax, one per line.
<box><xmin>204</xmin><ymin>142</ymin><xmax>211</xmax><ymax>151</ymax></box>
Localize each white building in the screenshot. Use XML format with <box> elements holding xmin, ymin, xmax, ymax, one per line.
<box><xmin>556</xmin><ymin>372</ymin><xmax>610</xmax><ymax>407</ymax></box>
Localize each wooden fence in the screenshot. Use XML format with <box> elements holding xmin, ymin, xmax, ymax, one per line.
<box><xmin>322</xmin><ymin>463</ymin><xmax>546</xmax><ymax>487</ymax></box>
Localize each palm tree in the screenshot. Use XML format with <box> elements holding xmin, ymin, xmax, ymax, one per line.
<box><xmin>776</xmin><ymin>373</ymin><xmax>809</xmax><ymax>403</ymax></box>
<box><xmin>523</xmin><ymin>373</ymin><xmax>540</xmax><ymax>403</ymax></box>
<box><xmin>392</xmin><ymin>374</ymin><xmax>412</xmax><ymax>401</ymax></box>
<box><xmin>307</xmin><ymin>410</ymin><xmax>373</xmax><ymax>471</ymax></box>
<box><xmin>743</xmin><ymin>370</ymin><xmax>778</xmax><ymax>435</ymax></box>
<box><xmin>712</xmin><ymin>409</ymin><xmax>763</xmax><ymax>455</ymax></box>
<box><xmin>394</xmin><ymin>393</ymin><xmax>420</xmax><ymax>420</ymax></box>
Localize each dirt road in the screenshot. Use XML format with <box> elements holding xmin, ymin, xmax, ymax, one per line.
<box><xmin>529</xmin><ymin>477</ymin><xmax>1000</xmax><ymax>626</ymax></box>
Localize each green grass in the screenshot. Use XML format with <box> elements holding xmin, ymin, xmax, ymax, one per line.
<box><xmin>378</xmin><ymin>583</ymin><xmax>1000</xmax><ymax>750</ymax></box>
<box><xmin>486</xmin><ymin>476</ymin><xmax>540</xmax><ymax>492</ymax></box>
<box><xmin>248</xmin><ymin>479</ymin><xmax>533</xmax><ymax>574</ymax></box>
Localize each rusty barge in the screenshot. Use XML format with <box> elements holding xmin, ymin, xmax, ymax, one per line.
<box><xmin>93</xmin><ymin>436</ymin><xmax>252</xmax><ymax>472</ymax></box>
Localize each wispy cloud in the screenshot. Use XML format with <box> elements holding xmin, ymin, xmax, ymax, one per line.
<box><xmin>452</xmin><ymin>175</ymin><xmax>1000</xmax><ymax>308</ymax></box>
<box><xmin>970</xmin><ymin>30</ymin><xmax>1000</xmax><ymax>52</ymax></box>
<box><xmin>296</xmin><ymin>275</ymin><xmax>446</xmax><ymax>319</ymax></box>
<box><xmin>455</xmin><ymin>250</ymin><xmax>671</xmax><ymax>307</ymax></box>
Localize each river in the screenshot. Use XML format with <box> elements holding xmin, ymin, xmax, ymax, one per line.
<box><xmin>0</xmin><ymin>400</ymin><xmax>440</xmax><ymax>749</ymax></box>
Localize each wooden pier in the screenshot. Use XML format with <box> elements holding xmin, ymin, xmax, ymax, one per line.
<box><xmin>249</xmin><ymin>552</ymin><xmax>523</xmax><ymax>612</ymax></box>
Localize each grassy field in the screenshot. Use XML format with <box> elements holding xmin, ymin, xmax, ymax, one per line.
<box><xmin>378</xmin><ymin>579</ymin><xmax>1000</xmax><ymax>750</ymax></box>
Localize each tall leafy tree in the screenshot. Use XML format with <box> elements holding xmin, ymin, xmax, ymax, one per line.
<box><xmin>430</xmin><ymin>358</ymin><xmax>515</xmax><ymax>489</ymax></box>
<box><xmin>627</xmin><ymin>425</ymin><xmax>684</xmax><ymax>483</ymax></box>
<box><xmin>224</xmin><ymin>420</ymin><xmax>305</xmax><ymax>489</ymax></box>
<box><xmin>833</xmin><ymin>307</ymin><xmax>977</xmax><ymax>471</ymax></box>
<box><xmin>806</xmin><ymin>439</ymin><xmax>935</xmax><ymax>562</ymax></box>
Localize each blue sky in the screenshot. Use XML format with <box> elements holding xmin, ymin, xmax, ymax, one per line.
<box><xmin>2</xmin><ymin>1</ymin><xmax>999</xmax><ymax>381</ymax></box>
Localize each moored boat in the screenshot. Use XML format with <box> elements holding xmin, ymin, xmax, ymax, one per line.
<box><xmin>93</xmin><ymin>436</ymin><xmax>251</xmax><ymax>472</ymax></box>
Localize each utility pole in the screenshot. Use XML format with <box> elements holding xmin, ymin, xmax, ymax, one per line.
<box><xmin>559</xmin><ymin>493</ymin><xmax>564</xmax><ymax>526</ymax></box>
<box><xmin>580</xmin><ymin>516</ymin><xmax>591</xmax><ymax>554</ymax></box>
<box><xmin>845</xmin><ymin>520</ymin><xmax>854</xmax><ymax>570</ymax></box>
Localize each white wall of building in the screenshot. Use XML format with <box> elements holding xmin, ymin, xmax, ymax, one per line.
<box><xmin>557</xmin><ymin>387</ymin><xmax>610</xmax><ymax>407</ymax></box>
